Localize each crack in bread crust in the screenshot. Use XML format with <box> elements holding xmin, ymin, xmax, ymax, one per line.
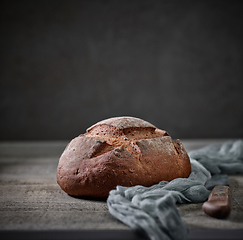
<box><xmin>86</xmin><ymin>125</ymin><xmax>168</xmax><ymax>159</ymax></box>
<box><xmin>90</xmin><ymin>142</ymin><xmax>115</xmax><ymax>158</ymax></box>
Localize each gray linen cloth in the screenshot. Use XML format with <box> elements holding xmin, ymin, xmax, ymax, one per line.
<box><xmin>107</xmin><ymin>140</ymin><xmax>243</xmax><ymax>240</ymax></box>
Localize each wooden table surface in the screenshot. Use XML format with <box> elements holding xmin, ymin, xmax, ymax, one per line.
<box><xmin>0</xmin><ymin>139</ymin><xmax>242</xmax><ymax>240</ymax></box>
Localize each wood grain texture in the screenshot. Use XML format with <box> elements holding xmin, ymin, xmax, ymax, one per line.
<box><xmin>0</xmin><ymin>140</ymin><xmax>243</xmax><ymax>231</ymax></box>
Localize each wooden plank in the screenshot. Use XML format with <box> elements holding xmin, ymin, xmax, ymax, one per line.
<box><xmin>1</xmin><ymin>229</ymin><xmax>243</xmax><ymax>240</ymax></box>
<box><xmin>0</xmin><ymin>140</ymin><xmax>242</xmax><ymax>232</ymax></box>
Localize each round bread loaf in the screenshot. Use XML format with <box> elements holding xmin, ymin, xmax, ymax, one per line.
<box><xmin>57</xmin><ymin>116</ymin><xmax>191</xmax><ymax>198</ymax></box>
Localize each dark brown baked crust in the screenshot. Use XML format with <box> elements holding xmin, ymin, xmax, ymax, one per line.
<box><xmin>57</xmin><ymin>116</ymin><xmax>191</xmax><ymax>198</ymax></box>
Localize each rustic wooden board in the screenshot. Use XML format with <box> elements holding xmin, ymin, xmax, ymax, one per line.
<box><xmin>0</xmin><ymin>140</ymin><xmax>242</xmax><ymax>239</ymax></box>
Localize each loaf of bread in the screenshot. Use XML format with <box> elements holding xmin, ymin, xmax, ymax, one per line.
<box><xmin>57</xmin><ymin>116</ymin><xmax>191</xmax><ymax>198</ymax></box>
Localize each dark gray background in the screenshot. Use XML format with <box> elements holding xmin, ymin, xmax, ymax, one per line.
<box><xmin>1</xmin><ymin>0</ymin><xmax>243</xmax><ymax>141</ymax></box>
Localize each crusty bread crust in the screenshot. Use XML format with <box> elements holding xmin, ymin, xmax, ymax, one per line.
<box><xmin>57</xmin><ymin>117</ymin><xmax>191</xmax><ymax>198</ymax></box>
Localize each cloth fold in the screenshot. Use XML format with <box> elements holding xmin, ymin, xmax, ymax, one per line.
<box><xmin>189</xmin><ymin>140</ymin><xmax>243</xmax><ymax>175</ymax></box>
<box><xmin>107</xmin><ymin>140</ymin><xmax>243</xmax><ymax>240</ymax></box>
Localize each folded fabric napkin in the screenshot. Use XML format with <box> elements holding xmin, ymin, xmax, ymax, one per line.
<box><xmin>107</xmin><ymin>140</ymin><xmax>243</xmax><ymax>240</ymax></box>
